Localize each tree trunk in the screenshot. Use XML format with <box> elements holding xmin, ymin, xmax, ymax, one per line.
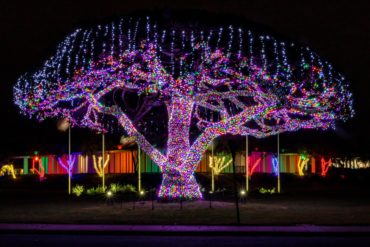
<box><xmin>157</xmin><ymin>167</ymin><xmax>202</xmax><ymax>201</ymax></box>
<box><xmin>157</xmin><ymin>97</ymin><xmax>203</xmax><ymax>201</ymax></box>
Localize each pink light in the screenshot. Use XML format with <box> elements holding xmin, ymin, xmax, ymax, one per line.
<box><xmin>248</xmin><ymin>157</ymin><xmax>262</xmax><ymax>177</ymax></box>
<box><xmin>14</xmin><ymin>18</ymin><xmax>354</xmax><ymax>200</ymax></box>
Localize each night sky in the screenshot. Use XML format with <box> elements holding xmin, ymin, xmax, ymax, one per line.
<box><xmin>0</xmin><ymin>0</ymin><xmax>369</xmax><ymax>160</ymax></box>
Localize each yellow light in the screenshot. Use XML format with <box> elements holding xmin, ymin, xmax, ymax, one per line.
<box><xmin>297</xmin><ymin>155</ymin><xmax>310</xmax><ymax>176</ymax></box>
<box><xmin>93</xmin><ymin>154</ymin><xmax>110</xmax><ymax>177</ymax></box>
<box><xmin>106</xmin><ymin>191</ymin><xmax>113</xmax><ymax>197</ymax></box>
<box><xmin>240</xmin><ymin>190</ymin><xmax>246</xmax><ymax>196</ymax></box>
<box><xmin>0</xmin><ymin>164</ymin><xmax>16</xmax><ymax>179</ymax></box>
<box><xmin>209</xmin><ymin>155</ymin><xmax>232</xmax><ymax>175</ymax></box>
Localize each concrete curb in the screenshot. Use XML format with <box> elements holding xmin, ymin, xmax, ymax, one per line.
<box><xmin>1</xmin><ymin>224</ymin><xmax>370</xmax><ymax>236</ymax></box>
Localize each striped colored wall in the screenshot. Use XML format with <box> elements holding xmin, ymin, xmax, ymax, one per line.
<box><xmin>13</xmin><ymin>150</ymin><xmax>318</xmax><ymax>176</ymax></box>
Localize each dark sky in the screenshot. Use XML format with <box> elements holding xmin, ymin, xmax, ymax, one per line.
<box><xmin>0</xmin><ymin>0</ymin><xmax>369</xmax><ymax>159</ymax></box>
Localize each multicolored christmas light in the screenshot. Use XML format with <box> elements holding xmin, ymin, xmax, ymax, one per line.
<box><xmin>14</xmin><ymin>16</ymin><xmax>353</xmax><ymax>200</ymax></box>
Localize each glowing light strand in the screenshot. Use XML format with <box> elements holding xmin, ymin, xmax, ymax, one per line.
<box><xmin>320</xmin><ymin>157</ymin><xmax>332</xmax><ymax>177</ymax></box>
<box><xmin>14</xmin><ymin>17</ymin><xmax>354</xmax><ymax>200</ymax></box>
<box><xmin>93</xmin><ymin>154</ymin><xmax>110</xmax><ymax>177</ymax></box>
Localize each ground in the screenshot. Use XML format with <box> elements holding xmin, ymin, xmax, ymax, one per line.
<box><xmin>1</xmin><ymin>171</ymin><xmax>370</xmax><ymax>225</ymax></box>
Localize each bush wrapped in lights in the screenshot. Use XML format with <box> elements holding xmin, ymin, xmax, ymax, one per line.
<box><xmin>14</xmin><ymin>16</ymin><xmax>353</xmax><ymax>201</ymax></box>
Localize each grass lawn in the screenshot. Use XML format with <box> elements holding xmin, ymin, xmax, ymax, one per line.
<box><xmin>0</xmin><ymin>172</ymin><xmax>370</xmax><ymax>225</ymax></box>
<box><xmin>1</xmin><ymin>173</ymin><xmax>370</xmax><ymax>225</ymax></box>
<box><xmin>1</xmin><ymin>196</ymin><xmax>370</xmax><ymax>225</ymax></box>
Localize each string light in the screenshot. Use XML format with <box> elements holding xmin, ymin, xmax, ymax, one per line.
<box><xmin>248</xmin><ymin>156</ymin><xmax>262</xmax><ymax>177</ymax></box>
<box><xmin>14</xmin><ymin>16</ymin><xmax>354</xmax><ymax>200</ymax></box>
<box><xmin>297</xmin><ymin>155</ymin><xmax>309</xmax><ymax>176</ymax></box>
<box><xmin>0</xmin><ymin>164</ymin><xmax>17</xmax><ymax>179</ymax></box>
<box><xmin>93</xmin><ymin>154</ymin><xmax>110</xmax><ymax>177</ymax></box>
<box><xmin>320</xmin><ymin>157</ymin><xmax>332</xmax><ymax>177</ymax></box>
<box><xmin>332</xmin><ymin>158</ymin><xmax>370</xmax><ymax>169</ymax></box>
<box><xmin>209</xmin><ymin>155</ymin><xmax>232</xmax><ymax>175</ymax></box>
<box><xmin>58</xmin><ymin>155</ymin><xmax>76</xmax><ymax>177</ymax></box>
<box><xmin>272</xmin><ymin>156</ymin><xmax>279</xmax><ymax>176</ymax></box>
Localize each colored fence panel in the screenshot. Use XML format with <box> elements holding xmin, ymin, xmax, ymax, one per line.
<box><xmin>23</xmin><ymin>158</ymin><xmax>29</xmax><ymax>175</ymax></box>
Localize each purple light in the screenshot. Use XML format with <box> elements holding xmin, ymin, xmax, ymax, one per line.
<box><xmin>14</xmin><ymin>17</ymin><xmax>354</xmax><ymax>200</ymax></box>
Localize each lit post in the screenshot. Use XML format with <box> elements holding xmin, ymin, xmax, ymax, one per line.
<box><xmin>151</xmin><ymin>188</ymin><xmax>155</xmax><ymax>210</ymax></box>
<box><xmin>102</xmin><ymin>132</ymin><xmax>105</xmax><ymax>190</ymax></box>
<box><xmin>209</xmin><ymin>190</ymin><xmax>213</xmax><ymax>209</ymax></box>
<box><xmin>68</xmin><ymin>125</ymin><xmax>71</xmax><ymax>195</ymax></box>
<box><xmin>229</xmin><ymin>139</ymin><xmax>240</xmax><ymax>225</ymax></box>
<box><xmin>277</xmin><ymin>133</ymin><xmax>281</xmax><ymax>193</ymax></box>
<box><xmin>106</xmin><ymin>190</ymin><xmax>113</xmax><ymax>205</ymax></box>
<box><xmin>211</xmin><ymin>140</ymin><xmax>214</xmax><ymax>192</ymax></box>
<box><xmin>138</xmin><ymin>144</ymin><xmax>141</xmax><ymax>193</ymax></box>
<box><xmin>245</xmin><ymin>135</ymin><xmax>249</xmax><ymax>193</ymax></box>
<box><xmin>240</xmin><ymin>189</ymin><xmax>246</xmax><ymax>203</ymax></box>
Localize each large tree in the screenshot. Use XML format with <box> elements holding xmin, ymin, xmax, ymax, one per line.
<box><xmin>14</xmin><ymin>16</ymin><xmax>353</xmax><ymax>200</ymax></box>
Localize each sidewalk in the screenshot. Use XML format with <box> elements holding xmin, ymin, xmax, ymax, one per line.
<box><xmin>1</xmin><ymin>224</ymin><xmax>370</xmax><ymax>236</ymax></box>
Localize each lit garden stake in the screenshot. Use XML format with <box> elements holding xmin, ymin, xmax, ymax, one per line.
<box><xmin>93</xmin><ymin>131</ymin><xmax>109</xmax><ymax>190</ymax></box>
<box><xmin>240</xmin><ymin>189</ymin><xmax>247</xmax><ymax>203</ymax></box>
<box><xmin>106</xmin><ymin>190</ymin><xmax>114</xmax><ymax>205</ymax></box>
<box><xmin>211</xmin><ymin>140</ymin><xmax>214</xmax><ymax>192</ymax></box>
<box><xmin>245</xmin><ymin>135</ymin><xmax>249</xmax><ymax>193</ymax></box>
<box><xmin>14</xmin><ymin>16</ymin><xmax>354</xmax><ymax>201</ymax></box>
<box><xmin>277</xmin><ymin>133</ymin><xmax>281</xmax><ymax>193</ymax></box>
<box><xmin>102</xmin><ymin>132</ymin><xmax>105</xmax><ymax>190</ymax></box>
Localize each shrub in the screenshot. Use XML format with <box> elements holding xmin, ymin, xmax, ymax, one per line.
<box><xmin>110</xmin><ymin>183</ymin><xmax>123</xmax><ymax>193</ymax></box>
<box><xmin>121</xmin><ymin>184</ymin><xmax>136</xmax><ymax>193</ymax></box>
<box><xmin>259</xmin><ymin>187</ymin><xmax>276</xmax><ymax>194</ymax></box>
<box><xmin>95</xmin><ymin>185</ymin><xmax>107</xmax><ymax>194</ymax></box>
<box><xmin>86</xmin><ymin>187</ymin><xmax>96</xmax><ymax>196</ymax></box>
<box><xmin>72</xmin><ymin>185</ymin><xmax>84</xmax><ymax>197</ymax></box>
